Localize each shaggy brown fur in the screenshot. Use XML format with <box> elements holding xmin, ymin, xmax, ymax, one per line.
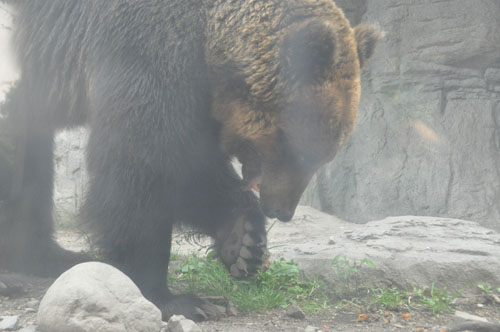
<box><xmin>1</xmin><ymin>0</ymin><xmax>381</xmax><ymax>321</ymax></box>
<box><xmin>209</xmin><ymin>1</ymin><xmax>382</xmax><ymax>219</ymax></box>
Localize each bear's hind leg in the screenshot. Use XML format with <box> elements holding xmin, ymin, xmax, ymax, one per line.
<box><xmin>0</xmin><ymin>86</ymin><xmax>89</xmax><ymax>277</ymax></box>
<box><xmin>0</xmin><ymin>129</ymin><xmax>88</xmax><ymax>278</ymax></box>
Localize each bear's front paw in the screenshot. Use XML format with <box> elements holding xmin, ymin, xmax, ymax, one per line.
<box><xmin>159</xmin><ymin>294</ymin><xmax>221</xmax><ymax>321</ymax></box>
<box><xmin>217</xmin><ymin>215</ymin><xmax>270</xmax><ymax>278</ymax></box>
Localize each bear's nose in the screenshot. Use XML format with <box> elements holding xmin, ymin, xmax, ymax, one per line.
<box><xmin>263</xmin><ymin>205</ymin><xmax>295</xmax><ymax>222</ymax></box>
<box><xmin>275</xmin><ymin>209</ymin><xmax>294</xmax><ymax>222</ymax></box>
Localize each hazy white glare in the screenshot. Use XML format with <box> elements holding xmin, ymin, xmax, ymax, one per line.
<box><xmin>0</xmin><ymin>3</ymin><xmax>19</xmax><ymax>102</ymax></box>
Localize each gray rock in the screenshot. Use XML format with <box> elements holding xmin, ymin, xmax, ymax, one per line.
<box><xmin>270</xmin><ymin>206</ymin><xmax>500</xmax><ymax>290</ymax></box>
<box><xmin>0</xmin><ymin>315</ymin><xmax>18</xmax><ymax>330</ymax></box>
<box><xmin>18</xmin><ymin>326</ymin><xmax>39</xmax><ymax>332</ymax></box>
<box><xmin>226</xmin><ymin>302</ymin><xmax>239</xmax><ymax>317</ymax></box>
<box><xmin>167</xmin><ymin>315</ymin><xmax>201</xmax><ymax>332</ymax></box>
<box><xmin>213</xmin><ymin>304</ymin><xmax>226</xmax><ymax>316</ymax></box>
<box><xmin>304</xmin><ymin>326</ymin><xmax>319</xmax><ymax>332</ymax></box>
<box><xmin>168</xmin><ymin>315</ymin><xmax>185</xmax><ymax>322</ymax></box>
<box><xmin>160</xmin><ymin>322</ymin><xmax>169</xmax><ymax>332</ymax></box>
<box><xmin>447</xmin><ymin>321</ymin><xmax>500</xmax><ymax>332</ymax></box>
<box><xmin>0</xmin><ymin>273</ymin><xmax>24</xmax><ymax>296</ymax></box>
<box><xmin>301</xmin><ymin>0</ymin><xmax>500</xmax><ymax>231</ymax></box>
<box><xmin>26</xmin><ymin>299</ymin><xmax>39</xmax><ymax>308</ymax></box>
<box><xmin>53</xmin><ymin>129</ymin><xmax>88</xmax><ymax>226</ymax></box>
<box><xmin>454</xmin><ymin>311</ymin><xmax>489</xmax><ymax>323</ymax></box>
<box><xmin>37</xmin><ymin>262</ymin><xmax>162</xmax><ymax>332</ymax></box>
<box><xmin>286</xmin><ymin>306</ymin><xmax>306</xmax><ymax>320</ymax></box>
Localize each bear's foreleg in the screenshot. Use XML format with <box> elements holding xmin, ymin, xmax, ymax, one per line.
<box><xmin>178</xmin><ymin>159</ymin><xmax>270</xmax><ymax>278</ymax></box>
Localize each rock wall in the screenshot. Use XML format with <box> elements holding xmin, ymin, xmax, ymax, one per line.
<box><xmin>302</xmin><ymin>0</ymin><xmax>500</xmax><ymax>230</ymax></box>
<box><xmin>53</xmin><ymin>129</ymin><xmax>87</xmax><ymax>225</ymax></box>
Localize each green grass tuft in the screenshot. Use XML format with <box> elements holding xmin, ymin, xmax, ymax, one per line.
<box><xmin>169</xmin><ymin>253</ymin><xmax>466</xmax><ymax>316</ymax></box>
<box><xmin>169</xmin><ymin>254</ymin><xmax>328</xmax><ymax>312</ymax></box>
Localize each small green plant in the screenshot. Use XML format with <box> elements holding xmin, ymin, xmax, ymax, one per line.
<box><xmin>331</xmin><ymin>254</ymin><xmax>374</xmax><ymax>298</ymax></box>
<box><xmin>477</xmin><ymin>284</ymin><xmax>493</xmax><ymax>295</ymax></box>
<box><xmin>368</xmin><ymin>285</ymin><xmax>459</xmax><ymax>314</ymax></box>
<box><xmin>413</xmin><ymin>284</ymin><xmax>459</xmax><ymax>315</ymax></box>
<box><xmin>169</xmin><ymin>248</ymin><xmax>183</xmax><ymax>261</ymax></box>
<box><xmin>169</xmin><ymin>254</ymin><xmax>328</xmax><ymax>312</ymax></box>
<box><xmin>370</xmin><ymin>287</ymin><xmax>409</xmax><ymax>311</ymax></box>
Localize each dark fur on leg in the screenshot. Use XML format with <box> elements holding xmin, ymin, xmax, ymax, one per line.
<box><xmin>0</xmin><ymin>273</ymin><xmax>25</xmax><ymax>296</ymax></box>
<box><xmin>0</xmin><ymin>84</ymin><xmax>89</xmax><ymax>277</ymax></box>
<box><xmin>176</xmin><ymin>159</ymin><xmax>270</xmax><ymax>278</ymax></box>
<box><xmin>161</xmin><ymin>293</ymin><xmax>221</xmax><ymax>322</ymax></box>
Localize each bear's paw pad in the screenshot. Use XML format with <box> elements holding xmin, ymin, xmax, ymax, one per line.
<box><xmin>217</xmin><ymin>217</ymin><xmax>270</xmax><ymax>278</ymax></box>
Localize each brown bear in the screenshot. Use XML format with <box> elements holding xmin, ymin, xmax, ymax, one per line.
<box><xmin>0</xmin><ymin>0</ymin><xmax>381</xmax><ymax>321</ymax></box>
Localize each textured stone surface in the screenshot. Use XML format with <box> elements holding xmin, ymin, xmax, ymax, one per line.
<box><xmin>37</xmin><ymin>262</ymin><xmax>162</xmax><ymax>332</ymax></box>
<box><xmin>454</xmin><ymin>311</ymin><xmax>489</xmax><ymax>323</ymax></box>
<box><xmin>0</xmin><ymin>315</ymin><xmax>19</xmax><ymax>331</ymax></box>
<box><xmin>18</xmin><ymin>326</ymin><xmax>39</xmax><ymax>332</ymax></box>
<box><xmin>53</xmin><ymin>129</ymin><xmax>88</xmax><ymax>225</ymax></box>
<box><xmin>285</xmin><ymin>306</ymin><xmax>306</xmax><ymax>320</ymax></box>
<box><xmin>167</xmin><ymin>315</ymin><xmax>202</xmax><ymax>332</ymax></box>
<box><xmin>170</xmin><ymin>205</ymin><xmax>500</xmax><ymax>292</ymax></box>
<box><xmin>269</xmin><ymin>206</ymin><xmax>500</xmax><ymax>290</ymax></box>
<box><xmin>0</xmin><ymin>4</ymin><xmax>18</xmax><ymax>101</ymax></box>
<box><xmin>304</xmin><ymin>326</ymin><xmax>320</xmax><ymax>332</ymax></box>
<box><xmin>301</xmin><ymin>0</ymin><xmax>500</xmax><ymax>231</ymax></box>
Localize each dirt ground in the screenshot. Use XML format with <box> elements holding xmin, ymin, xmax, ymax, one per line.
<box><xmin>199</xmin><ymin>305</ymin><xmax>500</xmax><ymax>332</ymax></box>
<box><xmin>1</xmin><ymin>231</ymin><xmax>499</xmax><ymax>332</ymax></box>
<box><xmin>1</xmin><ymin>275</ymin><xmax>499</xmax><ymax>332</ymax></box>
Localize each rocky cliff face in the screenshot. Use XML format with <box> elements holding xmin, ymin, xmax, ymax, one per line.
<box><xmin>302</xmin><ymin>0</ymin><xmax>500</xmax><ymax>230</ymax></box>
<box><xmin>53</xmin><ymin>129</ymin><xmax>88</xmax><ymax>225</ymax></box>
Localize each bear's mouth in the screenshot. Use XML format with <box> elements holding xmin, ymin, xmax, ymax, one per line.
<box><xmin>241</xmin><ymin>158</ymin><xmax>262</xmax><ymax>192</ymax></box>
<box><xmin>242</xmin><ymin>174</ymin><xmax>262</xmax><ymax>191</ymax></box>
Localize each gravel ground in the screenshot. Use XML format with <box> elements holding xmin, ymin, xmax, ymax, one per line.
<box><xmin>201</xmin><ymin>305</ymin><xmax>500</xmax><ymax>332</ymax></box>
<box><xmin>1</xmin><ymin>231</ymin><xmax>499</xmax><ymax>332</ymax></box>
<box><xmin>2</xmin><ymin>279</ymin><xmax>499</xmax><ymax>332</ymax></box>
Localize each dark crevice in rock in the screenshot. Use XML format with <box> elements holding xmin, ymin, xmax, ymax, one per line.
<box><xmin>439</xmin><ymin>86</ymin><xmax>448</xmax><ymax>115</ymax></box>
<box><xmin>447</xmin><ymin>249</ymin><xmax>489</xmax><ymax>256</ymax></box>
<box><xmin>442</xmin><ymin>153</ymin><xmax>454</xmax><ymax>215</ymax></box>
<box><xmin>316</xmin><ymin>168</ymin><xmax>334</xmax><ymax>215</ymax></box>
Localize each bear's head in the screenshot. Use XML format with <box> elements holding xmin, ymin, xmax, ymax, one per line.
<box><xmin>211</xmin><ymin>17</ymin><xmax>382</xmax><ymax>221</ymax></box>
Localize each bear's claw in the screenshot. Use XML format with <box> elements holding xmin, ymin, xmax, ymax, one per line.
<box><xmin>217</xmin><ymin>217</ymin><xmax>270</xmax><ymax>278</ymax></box>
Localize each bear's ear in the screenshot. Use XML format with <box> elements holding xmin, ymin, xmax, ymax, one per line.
<box><xmin>354</xmin><ymin>24</ymin><xmax>384</xmax><ymax>68</ymax></box>
<box><xmin>281</xmin><ymin>21</ymin><xmax>337</xmax><ymax>82</ymax></box>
